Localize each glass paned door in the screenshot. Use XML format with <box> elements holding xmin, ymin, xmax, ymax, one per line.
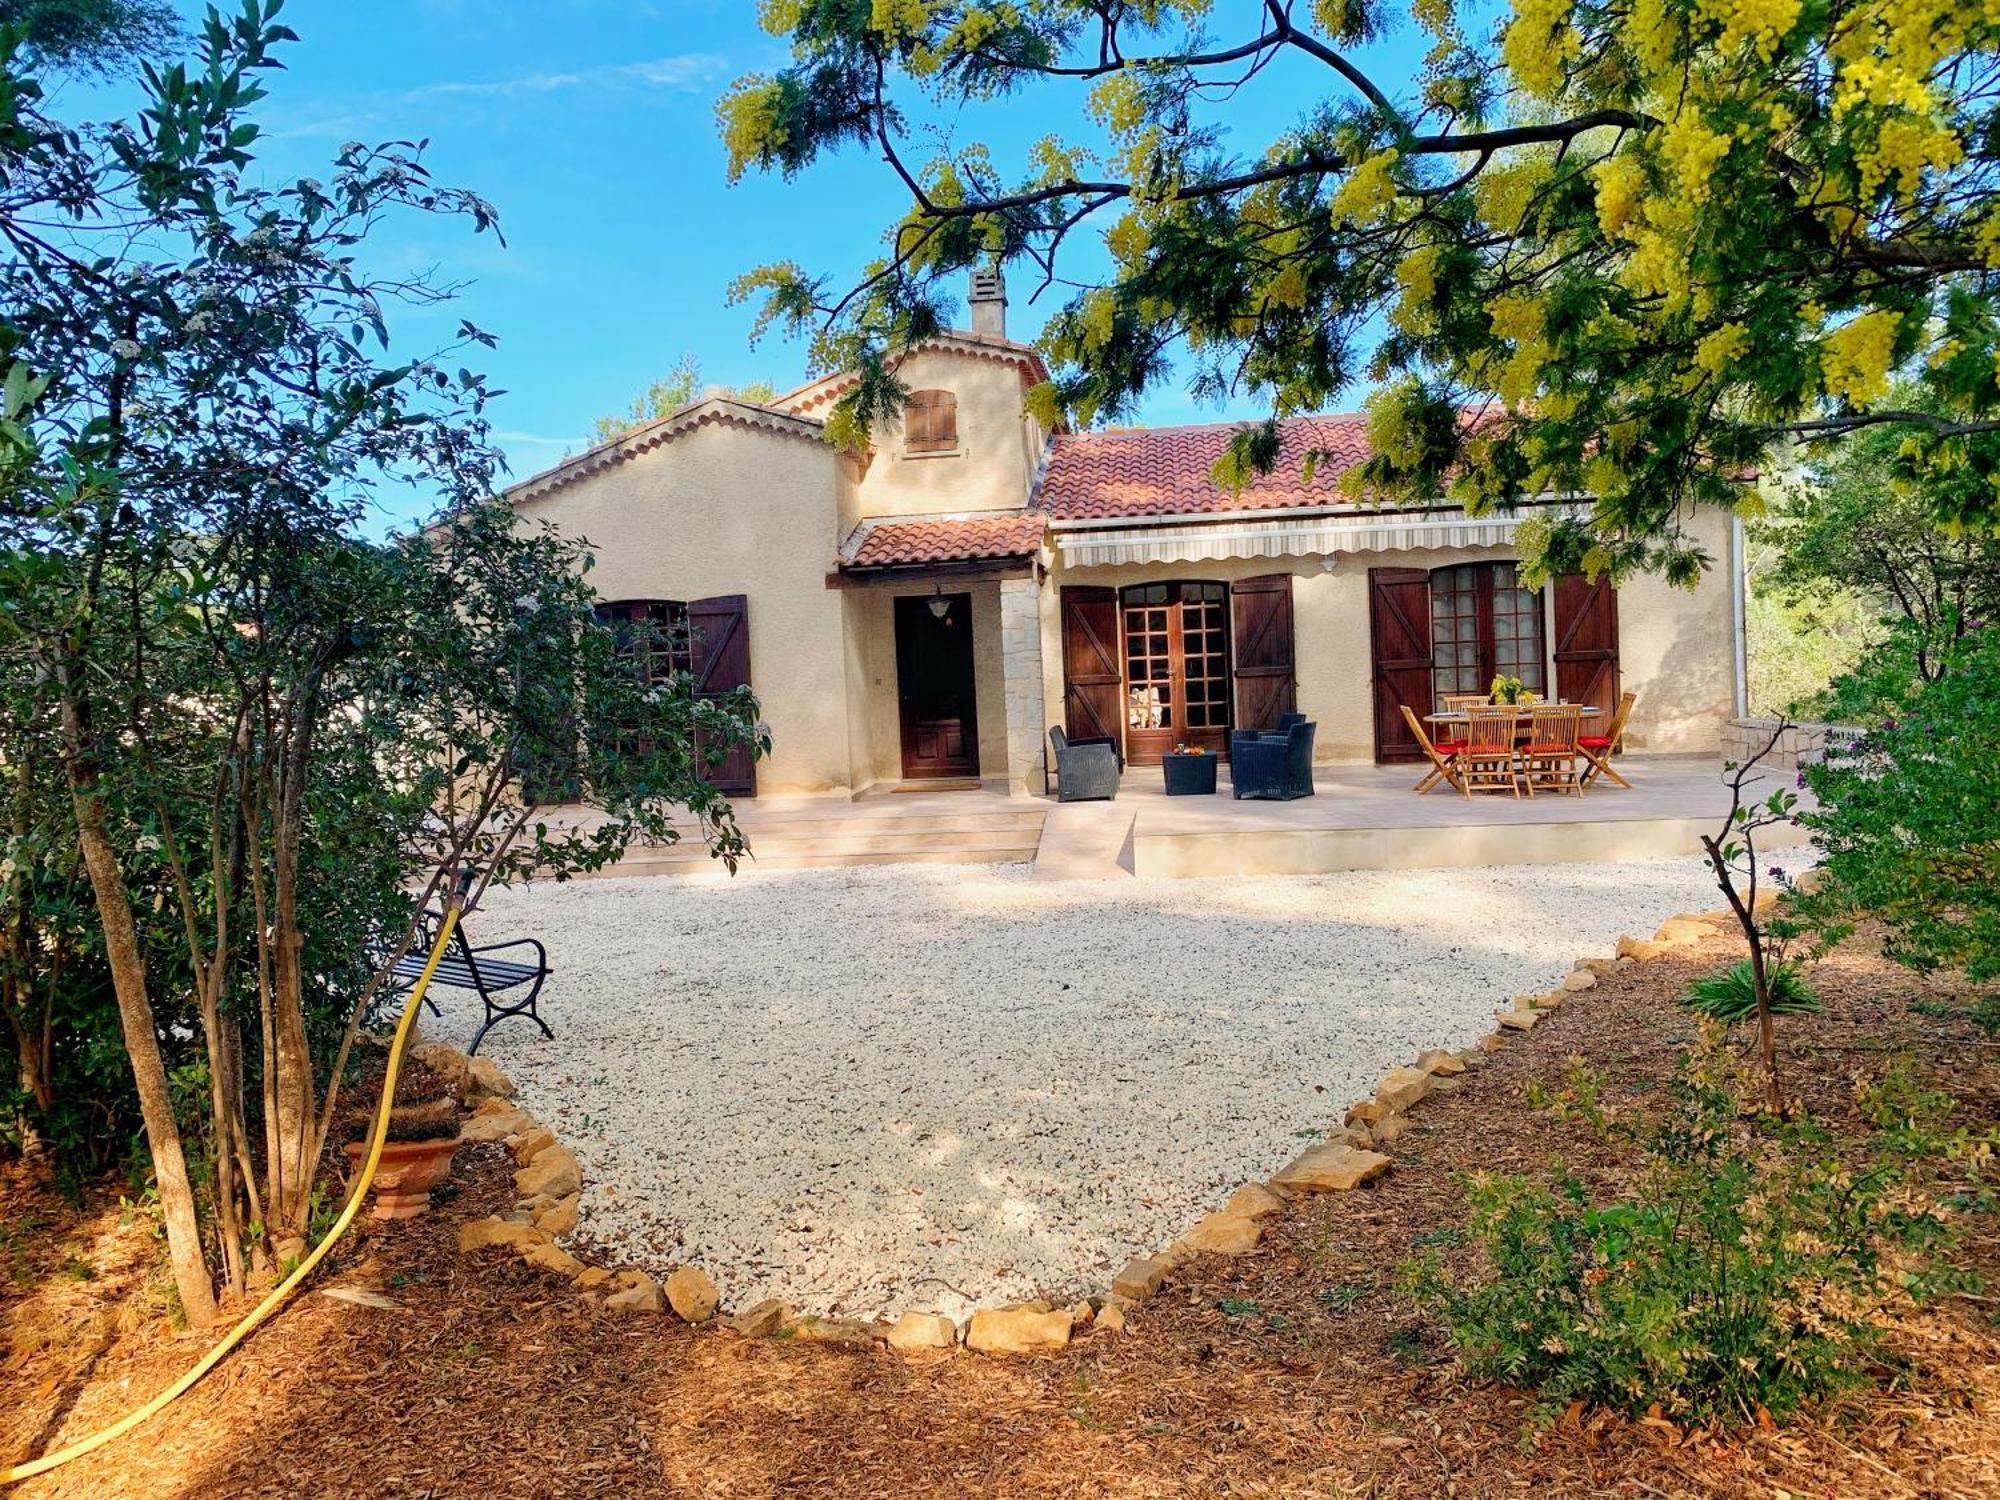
<box><xmin>1427</xmin><ymin>563</ymin><xmax>1546</xmax><ymax>707</ymax></box>
<box><xmin>1120</xmin><ymin>581</ymin><xmax>1232</xmax><ymax>763</ymax></box>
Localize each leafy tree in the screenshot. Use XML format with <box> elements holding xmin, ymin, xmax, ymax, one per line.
<box><xmin>1758</xmin><ymin>393</ymin><xmax>2000</xmax><ymax>704</ymax></box>
<box><xmin>0</xmin><ymin>0</ymin><xmax>180</xmax><ymax>74</ymax></box>
<box><xmin>1802</xmin><ymin>626</ymin><xmax>2000</xmax><ymax>983</ymax></box>
<box><xmin>0</xmin><ymin>6</ymin><xmax>761</xmax><ymax>1323</ymax></box>
<box><xmin>590</xmin><ymin>353</ymin><xmax>780</xmax><ymax>444</ymax></box>
<box><xmin>725</xmin><ymin>0</ymin><xmax>2000</xmax><ymax>578</ymax></box>
<box><xmin>1741</xmin><ymin>567</ymin><xmax>1876</xmax><ymax>718</ymax></box>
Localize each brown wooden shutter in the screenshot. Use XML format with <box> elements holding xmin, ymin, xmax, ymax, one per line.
<box><xmin>1368</xmin><ymin>567</ymin><xmax>1434</xmax><ymax>763</ymax></box>
<box><xmin>1060</xmin><ymin>585</ymin><xmax>1123</xmax><ymax>760</ymax></box>
<box><xmin>1552</xmin><ymin>572</ymin><xmax>1619</xmax><ymax>720</ymax></box>
<box><xmin>905</xmin><ymin>389</ymin><xmax>958</xmax><ymax>453</ymax></box>
<box><xmin>688</xmin><ymin>594</ymin><xmax>757</xmax><ymax>796</ymax></box>
<box><xmin>1230</xmin><ymin>574</ymin><xmax>1297</xmax><ymax>731</ymax></box>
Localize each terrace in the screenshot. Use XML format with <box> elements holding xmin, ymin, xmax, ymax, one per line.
<box><xmin>572</xmin><ymin>752</ymin><xmax>1811</xmax><ymax>882</ymax></box>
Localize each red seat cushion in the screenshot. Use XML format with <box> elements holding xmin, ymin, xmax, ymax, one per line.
<box><xmin>1523</xmin><ymin>741</ymin><xmax>1575</xmax><ymax>755</ymax></box>
<box><xmin>1434</xmin><ymin>740</ymin><xmax>1467</xmax><ymax>754</ymax></box>
<box><xmin>1577</xmin><ymin>735</ymin><xmax>1612</xmax><ymax>749</ymax></box>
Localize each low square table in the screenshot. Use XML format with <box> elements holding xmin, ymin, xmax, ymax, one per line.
<box><xmin>1161</xmin><ymin>750</ymin><xmax>1219</xmax><ymax>796</ymax></box>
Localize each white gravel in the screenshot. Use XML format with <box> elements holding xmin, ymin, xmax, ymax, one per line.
<box><xmin>467</xmin><ymin>855</ymin><xmax>1718</xmax><ymax>1322</ymax></box>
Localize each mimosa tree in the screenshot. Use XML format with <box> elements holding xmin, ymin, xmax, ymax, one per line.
<box><xmin>723</xmin><ymin>0</ymin><xmax>2000</xmax><ymax>581</ymax></box>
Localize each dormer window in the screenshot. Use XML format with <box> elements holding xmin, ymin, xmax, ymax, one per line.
<box><xmin>905</xmin><ymin>389</ymin><xmax>958</xmax><ymax>454</ymax></box>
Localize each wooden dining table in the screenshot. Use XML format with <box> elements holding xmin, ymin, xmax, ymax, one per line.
<box><xmin>1415</xmin><ymin>703</ymin><xmax>1621</xmax><ymax>794</ymax></box>
<box><xmin>1423</xmin><ymin>704</ymin><xmax>1604</xmax><ymax>732</ymax></box>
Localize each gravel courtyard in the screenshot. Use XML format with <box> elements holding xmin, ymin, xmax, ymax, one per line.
<box><xmin>467</xmin><ymin>855</ymin><xmax>1721</xmax><ymax>1322</ymax></box>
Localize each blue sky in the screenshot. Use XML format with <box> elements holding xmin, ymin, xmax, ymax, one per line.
<box><xmin>57</xmin><ymin>1</ymin><xmax>1443</xmax><ymax>512</ymax></box>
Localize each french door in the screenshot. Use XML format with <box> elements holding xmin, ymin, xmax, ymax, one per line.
<box><xmin>1120</xmin><ymin>581</ymin><xmax>1231</xmax><ymax>763</ymax></box>
<box><xmin>1428</xmin><ymin>563</ymin><xmax>1546</xmax><ymax>707</ymax></box>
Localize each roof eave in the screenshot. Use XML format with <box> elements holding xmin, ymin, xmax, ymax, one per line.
<box><xmin>504</xmin><ymin>396</ymin><xmax>827</xmax><ymax>504</ymax></box>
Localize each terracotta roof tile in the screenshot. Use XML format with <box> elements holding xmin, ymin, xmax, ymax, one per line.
<box><xmin>844</xmin><ymin>512</ymin><xmax>1047</xmax><ymax>569</ymax></box>
<box><xmin>1035</xmin><ymin>414</ymin><xmax>1374</xmax><ymax>520</ymax></box>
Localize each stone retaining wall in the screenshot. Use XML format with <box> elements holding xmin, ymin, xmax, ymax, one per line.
<box><xmin>1720</xmin><ymin>716</ymin><xmax>1864</xmax><ymax>769</ymax></box>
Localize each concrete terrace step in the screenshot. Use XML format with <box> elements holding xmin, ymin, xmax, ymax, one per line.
<box><xmin>628</xmin><ymin>825</ymin><xmax>1041</xmax><ymax>859</ymax></box>
<box><xmin>662</xmin><ymin>810</ymin><xmax>1046</xmax><ymax>840</ymax></box>
<box><xmin>539</xmin><ymin>793</ymin><xmax>1049</xmax><ymax>878</ymax></box>
<box><xmin>589</xmin><ymin>843</ymin><xmax>1042</xmax><ymax>877</ymax></box>
<box><xmin>577</xmin><ymin>807</ymin><xmax>1048</xmax><ymax>877</ymax></box>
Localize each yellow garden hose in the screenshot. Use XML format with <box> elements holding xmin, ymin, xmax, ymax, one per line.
<box><xmin>0</xmin><ymin>905</ymin><xmax>462</xmax><ymax>1486</ymax></box>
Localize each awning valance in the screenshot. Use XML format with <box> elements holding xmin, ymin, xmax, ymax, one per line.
<box><xmin>1051</xmin><ymin>510</ymin><xmax>1549</xmax><ymax>569</ymax></box>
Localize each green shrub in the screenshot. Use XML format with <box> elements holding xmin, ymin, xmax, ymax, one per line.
<box><xmin>1406</xmin><ymin>1036</ymin><xmax>1969</xmax><ymax>1428</ymax></box>
<box><xmin>1802</xmin><ymin>625</ymin><xmax>2000</xmax><ymax>982</ymax></box>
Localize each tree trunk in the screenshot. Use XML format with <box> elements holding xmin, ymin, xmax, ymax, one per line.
<box><xmin>7</xmin><ymin>999</ymin><xmax>49</xmax><ymax>1158</ymax></box>
<box><xmin>269</xmin><ymin>677</ymin><xmax>326</xmax><ymax>1236</ymax></box>
<box><xmin>57</xmin><ymin>681</ymin><xmax>218</xmax><ymax>1328</ymax></box>
<box><xmin>1747</xmin><ymin>936</ymin><xmax>1784</xmax><ymax>1115</ymax></box>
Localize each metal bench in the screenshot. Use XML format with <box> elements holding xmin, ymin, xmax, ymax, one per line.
<box><xmin>390</xmin><ymin>903</ymin><xmax>553</xmax><ymax>1056</ymax></box>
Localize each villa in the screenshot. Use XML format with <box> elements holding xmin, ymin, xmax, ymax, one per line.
<box><xmin>504</xmin><ymin>272</ymin><xmax>1743</xmax><ymax>799</ymax></box>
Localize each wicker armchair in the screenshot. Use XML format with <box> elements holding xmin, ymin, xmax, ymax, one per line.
<box><xmin>1048</xmin><ymin>726</ymin><xmax>1120</xmax><ymax>802</ymax></box>
<box><xmin>1231</xmin><ymin>718</ymin><xmax>1316</xmax><ymax>800</ymax></box>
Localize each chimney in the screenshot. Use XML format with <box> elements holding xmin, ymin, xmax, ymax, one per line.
<box><xmin>969</xmin><ymin>266</ymin><xmax>1007</xmax><ymax>339</ymax></box>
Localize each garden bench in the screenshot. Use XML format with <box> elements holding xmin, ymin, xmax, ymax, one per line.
<box><xmin>389</xmin><ymin>902</ymin><xmax>553</xmax><ymax>1056</ymax></box>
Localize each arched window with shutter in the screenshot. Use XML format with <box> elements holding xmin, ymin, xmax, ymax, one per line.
<box><xmin>904</xmin><ymin>389</ymin><xmax>958</xmax><ymax>453</ymax></box>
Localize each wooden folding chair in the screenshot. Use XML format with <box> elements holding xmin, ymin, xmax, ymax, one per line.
<box><xmin>1441</xmin><ymin>693</ymin><xmax>1492</xmax><ymax>714</ymax></box>
<box><xmin>1400</xmin><ymin>704</ymin><xmax>1464</xmax><ymax>794</ymax></box>
<box><xmin>1578</xmin><ymin>690</ymin><xmax>1636</xmax><ymax>789</ymax></box>
<box><xmin>1521</xmin><ymin>703</ymin><xmax>1585</xmax><ymax>797</ymax></box>
<box><xmin>1459</xmin><ymin>705</ymin><xmax>1522</xmax><ymax>798</ymax></box>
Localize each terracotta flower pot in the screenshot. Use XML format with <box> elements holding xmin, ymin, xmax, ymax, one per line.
<box><xmin>344</xmin><ymin>1135</ymin><xmax>461</xmax><ymax>1220</ymax></box>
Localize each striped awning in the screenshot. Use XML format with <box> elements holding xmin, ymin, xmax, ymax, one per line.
<box><xmin>1051</xmin><ymin>511</ymin><xmax>1546</xmax><ymax>568</ymax></box>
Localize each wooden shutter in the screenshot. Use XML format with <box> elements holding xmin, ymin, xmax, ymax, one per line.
<box><xmin>1230</xmin><ymin>574</ymin><xmax>1297</xmax><ymax>731</ymax></box>
<box><xmin>1552</xmin><ymin>572</ymin><xmax>1619</xmax><ymax>721</ymax></box>
<box><xmin>1060</xmin><ymin>585</ymin><xmax>1123</xmax><ymax>760</ymax></box>
<box><xmin>905</xmin><ymin>389</ymin><xmax>958</xmax><ymax>453</ymax></box>
<box><xmin>687</xmin><ymin>594</ymin><xmax>757</xmax><ymax>797</ymax></box>
<box><xmin>1368</xmin><ymin>567</ymin><xmax>1434</xmax><ymax>763</ymax></box>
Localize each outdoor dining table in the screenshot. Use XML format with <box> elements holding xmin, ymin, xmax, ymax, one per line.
<box><xmin>1423</xmin><ymin>704</ymin><xmax>1603</xmax><ymax>732</ymax></box>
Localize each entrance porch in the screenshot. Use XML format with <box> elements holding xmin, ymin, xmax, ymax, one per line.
<box><xmin>832</xmin><ymin>567</ymin><xmax>1049</xmax><ymax>796</ymax></box>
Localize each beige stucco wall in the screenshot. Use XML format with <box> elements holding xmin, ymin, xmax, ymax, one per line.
<box><xmin>841</xmin><ymin>579</ymin><xmax>1013</xmax><ymax>791</ymax></box>
<box><xmin>1611</xmin><ymin>502</ymin><xmax>1739</xmax><ymax>753</ymax></box>
<box><xmin>1038</xmin><ymin>506</ymin><xmax>1740</xmax><ymax>767</ymax></box>
<box><xmin>847</xmin><ymin>348</ymin><xmax>1048</xmax><ymax>522</ymax></box>
<box><xmin>509</xmin><ymin>417</ymin><xmax>853</xmax><ymax>794</ymax></box>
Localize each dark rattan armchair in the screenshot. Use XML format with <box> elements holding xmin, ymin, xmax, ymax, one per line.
<box><xmin>1048</xmin><ymin>726</ymin><xmax>1120</xmax><ymax>802</ymax></box>
<box><xmin>1230</xmin><ymin>718</ymin><xmax>1316</xmax><ymax>800</ymax></box>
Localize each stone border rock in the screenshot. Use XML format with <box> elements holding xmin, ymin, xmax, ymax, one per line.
<box><xmin>424</xmin><ymin>893</ymin><xmax>1781</xmax><ymax>1361</ymax></box>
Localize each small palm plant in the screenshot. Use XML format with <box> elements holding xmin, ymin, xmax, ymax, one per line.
<box><xmin>1680</xmin><ymin>960</ymin><xmax>1822</xmax><ymax>1026</ymax></box>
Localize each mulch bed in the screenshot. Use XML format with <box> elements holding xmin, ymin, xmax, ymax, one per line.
<box><xmin>2</xmin><ymin>923</ymin><xmax>1997</xmax><ymax>1498</ymax></box>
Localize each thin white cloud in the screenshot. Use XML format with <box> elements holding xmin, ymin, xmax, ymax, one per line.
<box><xmin>495</xmin><ymin>430</ymin><xmax>588</xmax><ymax>448</ymax></box>
<box><xmin>270</xmin><ymin>53</ymin><xmax>729</xmax><ymax>140</ymax></box>
<box><xmin>407</xmin><ymin>54</ymin><xmax>728</xmax><ymax>101</ymax></box>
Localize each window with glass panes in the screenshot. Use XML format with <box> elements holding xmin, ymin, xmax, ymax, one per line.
<box><xmin>1118</xmin><ymin>580</ymin><xmax>1233</xmax><ymax>759</ymax></box>
<box><xmin>1180</xmin><ymin>583</ymin><xmax>1230</xmax><ymax>729</ymax></box>
<box><xmin>1427</xmin><ymin>564</ymin><xmax>1546</xmax><ymax>706</ymax></box>
<box><xmin>594</xmin><ymin>600</ymin><xmax>693</xmax><ymax>683</ymax></box>
<box><xmin>1124</xmin><ymin>583</ymin><xmax>1173</xmax><ymax>728</ymax></box>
